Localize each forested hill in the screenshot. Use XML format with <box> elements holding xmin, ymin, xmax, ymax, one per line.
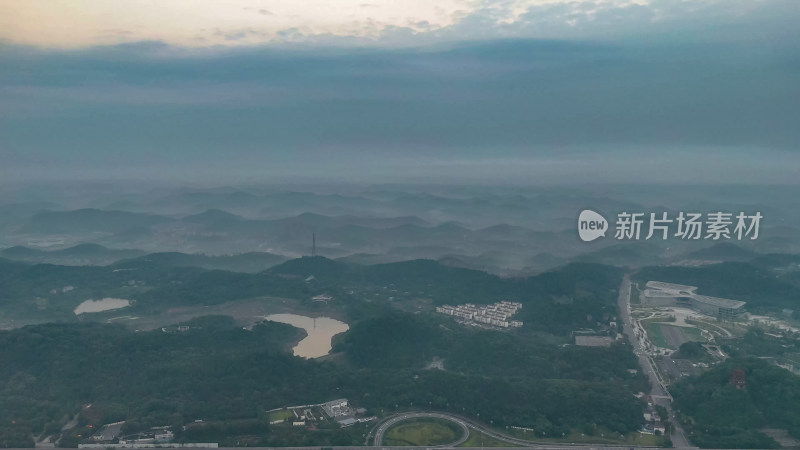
<box><xmin>0</xmin><ymin>256</ymin><xmax>645</xmax><ymax>447</ymax></box>
<box><xmin>0</xmin><ymin>256</ymin><xmax>622</xmax><ymax>333</ymax></box>
<box><xmin>672</xmin><ymin>357</ymin><xmax>800</xmax><ymax>449</ymax></box>
<box><xmin>0</xmin><ymin>314</ymin><xmax>646</xmax><ymax>448</ymax></box>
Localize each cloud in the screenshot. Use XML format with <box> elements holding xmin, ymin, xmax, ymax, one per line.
<box><xmin>1</xmin><ymin>39</ymin><xmax>797</xmax><ymax>155</ymax></box>
<box><xmin>0</xmin><ymin>0</ymin><xmax>798</xmax><ymax>184</ymax></box>
<box><xmin>0</xmin><ymin>0</ymin><xmax>798</xmax><ymax>48</ymax></box>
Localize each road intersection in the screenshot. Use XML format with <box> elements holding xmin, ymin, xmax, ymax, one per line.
<box><xmin>368</xmin><ymin>411</ymin><xmax>658</xmax><ymax>449</ymax></box>
<box><xmin>360</xmin><ymin>275</ymin><xmax>696</xmax><ymax>450</ymax></box>
<box><xmin>618</xmin><ymin>275</ymin><xmax>692</xmax><ymax>449</ymax></box>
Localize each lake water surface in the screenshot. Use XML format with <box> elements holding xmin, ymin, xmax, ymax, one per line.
<box><xmin>74</xmin><ymin>298</ymin><xmax>131</xmax><ymax>315</ymax></box>
<box><xmin>264</xmin><ymin>313</ymin><xmax>349</xmax><ymax>358</ymax></box>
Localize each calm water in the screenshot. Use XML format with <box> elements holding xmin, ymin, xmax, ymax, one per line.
<box><xmin>74</xmin><ymin>298</ymin><xmax>131</xmax><ymax>315</ymax></box>
<box><xmin>264</xmin><ymin>313</ymin><xmax>349</xmax><ymax>358</ymax></box>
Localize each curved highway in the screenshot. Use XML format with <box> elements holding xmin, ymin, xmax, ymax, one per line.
<box><xmin>369</xmin><ymin>411</ymin><xmax>661</xmax><ymax>449</ymax></box>
<box><xmin>372</xmin><ymin>412</ymin><xmax>470</xmax><ymax>447</ymax></box>
<box><xmin>365</xmin><ymin>277</ymin><xmax>695</xmax><ymax>449</ymax></box>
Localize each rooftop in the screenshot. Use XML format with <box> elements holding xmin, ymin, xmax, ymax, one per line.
<box><xmin>693</xmin><ymin>295</ymin><xmax>746</xmax><ymax>309</ymax></box>
<box><xmin>645</xmin><ymin>281</ymin><xmax>698</xmax><ymax>294</ymax></box>
<box><xmin>644</xmin><ymin>280</ymin><xmax>746</xmax><ymax>310</ymax></box>
<box><xmin>642</xmin><ymin>289</ymin><xmax>687</xmax><ymax>298</ymax></box>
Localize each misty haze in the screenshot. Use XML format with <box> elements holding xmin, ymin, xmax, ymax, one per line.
<box><xmin>1</xmin><ymin>1</ymin><xmax>799</xmax><ymax>449</ymax></box>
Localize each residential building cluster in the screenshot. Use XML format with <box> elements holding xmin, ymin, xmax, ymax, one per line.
<box><xmin>436</xmin><ymin>301</ymin><xmax>523</xmax><ymax>328</ymax></box>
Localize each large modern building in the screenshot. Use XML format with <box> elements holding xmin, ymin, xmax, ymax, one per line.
<box><xmin>640</xmin><ymin>281</ymin><xmax>746</xmax><ymax>319</ymax></box>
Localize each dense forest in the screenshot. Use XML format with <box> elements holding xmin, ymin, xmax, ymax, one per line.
<box><xmin>672</xmin><ymin>357</ymin><xmax>800</xmax><ymax>448</ymax></box>
<box><xmin>5</xmin><ymin>253</ymin><xmax>800</xmax><ymax>448</ymax></box>
<box><xmin>0</xmin><ymin>256</ymin><xmax>652</xmax><ymax>447</ymax></box>
<box><xmin>0</xmin><ymin>256</ymin><xmax>623</xmax><ymax>335</ymax></box>
<box><xmin>0</xmin><ymin>310</ymin><xmax>647</xmax><ymax>447</ymax></box>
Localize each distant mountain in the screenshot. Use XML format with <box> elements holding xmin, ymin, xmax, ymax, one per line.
<box><xmin>263</xmin><ymin>212</ymin><xmax>430</xmax><ymax>231</ymax></box>
<box><xmin>434</xmin><ymin>221</ymin><xmax>472</xmax><ymax>234</ymax></box>
<box><xmin>751</xmin><ymin>232</ymin><xmax>800</xmax><ymax>254</ymax></box>
<box><xmin>268</xmin><ymin>255</ymin><xmax>353</xmax><ymax>279</ymax></box>
<box><xmin>169</xmin><ymin>212</ymin><xmax>483</xmax><ymax>255</ymax></box>
<box><xmin>386</xmin><ymin>245</ymin><xmax>462</xmax><ymax>259</ymax></box>
<box><xmin>128</xmin><ymin>251</ymin><xmax>288</xmax><ymax>273</ymax></box>
<box><xmin>436</xmin><ymin>250</ymin><xmax>532</xmax><ymax>275</ymax></box>
<box><xmin>257</xmin><ymin>191</ymin><xmax>385</xmax><ymax>215</ymax></box>
<box><xmin>0</xmin><ymin>201</ymin><xmax>61</xmax><ymax>217</ymax></box>
<box><xmin>335</xmin><ymin>215</ymin><xmax>430</xmax><ymax>228</ymax></box>
<box><xmin>573</xmin><ymin>242</ymin><xmax>665</xmax><ymax>267</ymax></box>
<box><xmin>335</xmin><ymin>253</ymin><xmax>409</xmax><ymax>265</ymax></box>
<box><xmin>380</xmin><ymin>223</ymin><xmax>473</xmax><ymax>241</ymax></box>
<box><xmin>271</xmin><ymin>212</ymin><xmax>338</xmax><ymax>229</ymax></box>
<box><xmin>20</xmin><ymin>209</ymin><xmax>171</xmax><ymax>234</ymax></box>
<box><xmin>477</xmin><ymin>224</ymin><xmax>534</xmax><ymax>239</ymax></box>
<box><xmin>108</xmin><ymin>226</ymin><xmax>154</xmax><ymax>242</ymax></box>
<box><xmin>103</xmin><ymin>200</ymin><xmax>144</xmax><ymax>211</ymax></box>
<box><xmin>682</xmin><ymin>242</ymin><xmax>757</xmax><ymax>261</ymax></box>
<box><xmin>157</xmin><ymin>190</ymin><xmax>265</xmax><ymax>211</ymax></box>
<box><xmin>0</xmin><ymin>244</ymin><xmax>145</xmax><ymax>266</ymax></box>
<box><xmin>155</xmin><ymin>190</ymin><xmax>387</xmax><ymax>218</ymax></box>
<box><xmin>0</xmin><ymin>252</ymin><xmax>625</xmax><ymax>340</ymax></box>
<box><xmin>53</xmin><ymin>243</ymin><xmax>123</xmax><ymax>256</ymax></box>
<box><xmin>361</xmin><ymin>258</ymin><xmax>507</xmax><ymax>302</ymax></box>
<box><xmin>389</xmin><ymin>193</ymin><xmax>456</xmax><ymax>208</ymax></box>
<box><xmin>749</xmin><ymin>253</ymin><xmax>800</xmax><ymax>270</ymax></box>
<box><xmin>182</xmin><ymin>209</ymin><xmax>245</xmax><ymax>229</ymax></box>
<box><xmin>436</xmin><ymin>255</ymin><xmax>486</xmax><ymax>271</ymax></box>
<box><xmin>525</xmin><ymin>252</ymin><xmax>568</xmax><ymax>270</ymax></box>
<box><xmin>0</xmin><ymin>257</ymin><xmax>31</xmax><ymax>283</ymax></box>
<box><xmin>0</xmin><ymin>246</ymin><xmax>41</xmax><ymax>259</ymax></box>
<box><xmin>0</xmin><ymin>201</ymin><xmax>63</xmax><ymax>233</ymax></box>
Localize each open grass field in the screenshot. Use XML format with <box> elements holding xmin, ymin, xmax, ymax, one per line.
<box><xmin>642</xmin><ymin>321</ymin><xmax>671</xmax><ymax>349</ymax></box>
<box><xmin>268</xmin><ymin>409</ymin><xmax>294</xmax><ymax>422</ymax></box>
<box><xmin>643</xmin><ymin>322</ymin><xmax>704</xmax><ymax>350</ymax></box>
<box><xmin>661</xmin><ymin>324</ymin><xmax>704</xmax><ymax>348</ymax></box>
<box><xmin>384</xmin><ymin>419</ymin><xmax>463</xmax><ymax>446</ymax></box>
<box><xmin>686</xmin><ymin>317</ymin><xmax>742</xmax><ymax>337</ymax></box>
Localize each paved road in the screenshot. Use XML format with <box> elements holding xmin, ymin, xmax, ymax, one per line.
<box><xmin>369</xmin><ymin>411</ymin><xmax>657</xmax><ymax>449</ymax></box>
<box><xmin>372</xmin><ymin>412</ymin><xmax>470</xmax><ymax>447</ymax></box>
<box><xmin>617</xmin><ymin>275</ymin><xmax>692</xmax><ymax>449</ymax></box>
<box><xmin>210</xmin><ymin>447</ymin><xmax>760</xmax><ymax>450</ymax></box>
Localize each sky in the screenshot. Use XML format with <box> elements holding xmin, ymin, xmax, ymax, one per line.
<box><xmin>1</xmin><ymin>0</ymin><xmax>799</xmax><ymax>185</ymax></box>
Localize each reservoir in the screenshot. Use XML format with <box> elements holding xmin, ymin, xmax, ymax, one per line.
<box><xmin>74</xmin><ymin>298</ymin><xmax>131</xmax><ymax>315</ymax></box>
<box><xmin>264</xmin><ymin>313</ymin><xmax>349</xmax><ymax>358</ymax></box>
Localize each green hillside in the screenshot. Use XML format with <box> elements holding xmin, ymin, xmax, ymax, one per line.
<box><xmin>672</xmin><ymin>358</ymin><xmax>800</xmax><ymax>448</ymax></box>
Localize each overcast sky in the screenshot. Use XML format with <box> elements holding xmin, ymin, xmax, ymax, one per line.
<box><xmin>1</xmin><ymin>0</ymin><xmax>798</xmax><ymax>185</ymax></box>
